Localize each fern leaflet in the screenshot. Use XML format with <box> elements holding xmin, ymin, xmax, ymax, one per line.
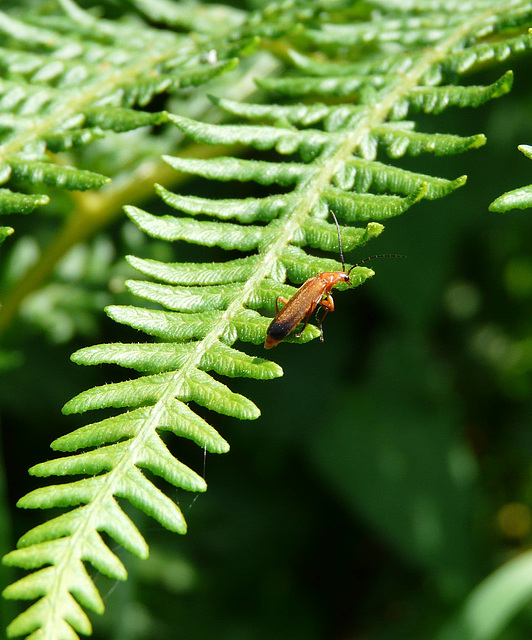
<box><xmin>490</xmin><ymin>143</ymin><xmax>532</xmax><ymax>211</ymax></box>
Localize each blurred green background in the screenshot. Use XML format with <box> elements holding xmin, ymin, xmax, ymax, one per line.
<box><xmin>2</xmin><ymin>10</ymin><xmax>532</xmax><ymax>640</ymax></box>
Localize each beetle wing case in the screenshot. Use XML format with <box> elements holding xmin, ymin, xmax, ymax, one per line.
<box><xmin>265</xmin><ymin>278</ymin><xmax>326</xmax><ymax>348</ymax></box>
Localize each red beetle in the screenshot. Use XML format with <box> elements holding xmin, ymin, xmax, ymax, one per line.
<box><xmin>265</xmin><ymin>212</ymin><xmax>403</xmax><ymax>348</ymax></box>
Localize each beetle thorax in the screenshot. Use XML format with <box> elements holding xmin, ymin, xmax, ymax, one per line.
<box><xmin>317</xmin><ymin>271</ymin><xmax>350</xmax><ymax>287</ymax></box>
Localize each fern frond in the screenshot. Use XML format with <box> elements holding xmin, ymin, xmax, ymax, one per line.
<box><xmin>0</xmin><ymin>0</ymin><xmax>345</xmax><ymax>248</ymax></box>
<box><xmin>0</xmin><ymin>0</ymin><xmax>261</xmax><ymax>244</ymax></box>
<box><xmin>4</xmin><ymin>2</ymin><xmax>532</xmax><ymax>639</ymax></box>
<box><xmin>490</xmin><ymin>144</ymin><xmax>532</xmax><ymax>211</ymax></box>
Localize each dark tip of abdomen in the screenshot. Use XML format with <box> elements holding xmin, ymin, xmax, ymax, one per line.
<box><xmin>264</xmin><ymin>320</ymin><xmax>293</xmax><ymax>348</ymax></box>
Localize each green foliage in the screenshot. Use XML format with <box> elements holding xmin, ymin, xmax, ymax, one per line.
<box><xmin>490</xmin><ymin>144</ymin><xmax>532</xmax><ymax>211</ymax></box>
<box><xmin>0</xmin><ymin>0</ymin><xmax>266</xmax><ymax>244</ymax></box>
<box><xmin>3</xmin><ymin>1</ymin><xmax>532</xmax><ymax>640</ymax></box>
<box><xmin>439</xmin><ymin>549</ymin><xmax>532</xmax><ymax>640</ymax></box>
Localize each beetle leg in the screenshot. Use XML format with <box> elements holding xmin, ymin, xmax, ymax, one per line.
<box><xmin>295</xmin><ymin>315</ymin><xmax>310</xmax><ymax>338</ymax></box>
<box><xmin>275</xmin><ymin>296</ymin><xmax>289</xmax><ymax>313</ymax></box>
<box><xmin>316</xmin><ymin>293</ymin><xmax>335</xmax><ymax>342</ymax></box>
<box><xmin>320</xmin><ymin>292</ymin><xmax>335</xmax><ymax>313</ymax></box>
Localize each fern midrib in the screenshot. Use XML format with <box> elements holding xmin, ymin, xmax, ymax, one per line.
<box><xmin>30</xmin><ymin>4</ymin><xmax>514</xmax><ymax>635</ymax></box>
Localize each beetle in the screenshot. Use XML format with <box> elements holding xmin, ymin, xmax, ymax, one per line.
<box><xmin>264</xmin><ymin>212</ymin><xmax>403</xmax><ymax>349</ymax></box>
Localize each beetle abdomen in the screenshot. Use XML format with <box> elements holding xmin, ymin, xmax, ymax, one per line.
<box><xmin>264</xmin><ymin>320</ymin><xmax>293</xmax><ymax>349</ymax></box>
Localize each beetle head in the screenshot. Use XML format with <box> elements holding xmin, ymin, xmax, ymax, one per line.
<box><xmin>340</xmin><ymin>271</ymin><xmax>351</xmax><ymax>285</ymax></box>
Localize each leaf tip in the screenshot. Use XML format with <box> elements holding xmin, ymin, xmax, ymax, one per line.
<box><xmin>518</xmin><ymin>144</ymin><xmax>532</xmax><ymax>159</ymax></box>
<box><xmin>367</xmin><ymin>222</ymin><xmax>385</xmax><ymax>239</ymax></box>
<box><xmin>454</xmin><ymin>174</ymin><xmax>468</xmax><ymax>189</ymax></box>
<box><xmin>470</xmin><ymin>134</ymin><xmax>487</xmax><ymax>149</ymax></box>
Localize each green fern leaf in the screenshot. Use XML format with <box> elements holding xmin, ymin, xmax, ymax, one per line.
<box><xmin>490</xmin><ymin>144</ymin><xmax>532</xmax><ymax>211</ymax></box>
<box><xmin>0</xmin><ymin>0</ymin><xmax>261</xmax><ymax>245</ymax></box>
<box><xmin>53</xmin><ymin>403</ymin><xmax>229</xmax><ymax>455</ymax></box>
<box><xmin>163</xmin><ymin>155</ymin><xmax>306</xmax><ymax>185</ymax></box>
<box><xmin>0</xmin><ymin>189</ymin><xmax>49</xmax><ymax>215</ymax></box>
<box><xmin>127</xmin><ymin>253</ymin><xmax>266</xmax><ymax>285</ymax></box>
<box><xmin>82</xmin><ymin>108</ymin><xmax>169</xmax><ymax>133</ymax></box>
<box><xmin>405</xmin><ymin>70</ymin><xmax>514</xmax><ymax>114</ymax></box>
<box><xmin>0</xmin><ymin>225</ymin><xmax>13</xmax><ymax>245</ymax></box>
<box><xmin>8</xmin><ymin>160</ymin><xmax>110</xmax><ymax>191</ymax></box>
<box><xmin>4</xmin><ymin>2</ymin><xmax>532</xmax><ymax>639</ymax></box>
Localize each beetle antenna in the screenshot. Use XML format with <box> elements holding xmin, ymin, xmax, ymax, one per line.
<box><xmin>347</xmin><ymin>254</ymin><xmax>406</xmax><ymax>275</ymax></box>
<box><xmin>329</xmin><ymin>210</ymin><xmax>346</xmax><ymax>272</ymax></box>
